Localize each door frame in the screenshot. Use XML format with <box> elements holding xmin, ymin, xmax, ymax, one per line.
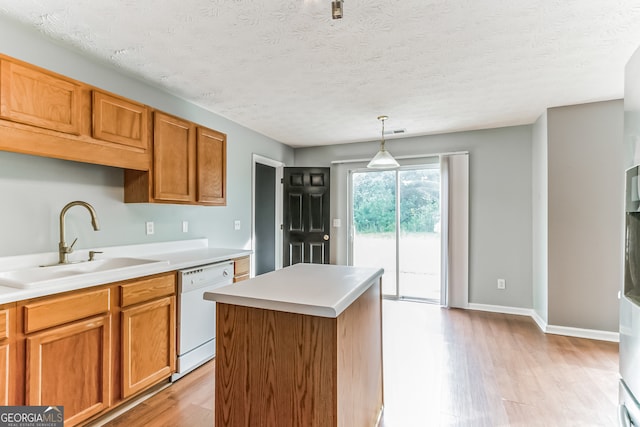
<box><xmin>252</xmin><ymin>154</ymin><xmax>285</xmax><ymax>276</ymax></box>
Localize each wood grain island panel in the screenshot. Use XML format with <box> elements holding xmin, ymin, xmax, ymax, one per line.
<box><xmin>208</xmin><ymin>264</ymin><xmax>384</xmax><ymax>427</ymax></box>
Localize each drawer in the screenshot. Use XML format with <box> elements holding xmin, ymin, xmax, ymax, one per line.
<box><xmin>120</xmin><ymin>273</ymin><xmax>175</xmax><ymax>308</ymax></box>
<box><xmin>234</xmin><ymin>256</ymin><xmax>250</xmax><ymax>277</ymax></box>
<box><xmin>24</xmin><ymin>288</ymin><xmax>111</xmax><ymax>334</ymax></box>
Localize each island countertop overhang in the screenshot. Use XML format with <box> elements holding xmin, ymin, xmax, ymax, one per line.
<box><xmin>204</xmin><ymin>263</ymin><xmax>384</xmax><ymax>318</ymax></box>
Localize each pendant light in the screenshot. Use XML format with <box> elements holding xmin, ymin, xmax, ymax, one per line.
<box><xmin>331</xmin><ymin>0</ymin><xmax>343</xmax><ymax>19</ymax></box>
<box><xmin>367</xmin><ymin>115</ymin><xmax>399</xmax><ymax>169</ymax></box>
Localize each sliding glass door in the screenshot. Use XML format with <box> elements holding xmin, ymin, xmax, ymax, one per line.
<box><xmin>350</xmin><ymin>165</ymin><xmax>441</xmax><ymax>302</ymax></box>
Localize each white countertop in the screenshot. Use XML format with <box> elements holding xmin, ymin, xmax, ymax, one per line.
<box><xmin>0</xmin><ymin>239</ymin><xmax>251</xmax><ymax>304</ymax></box>
<box><xmin>204</xmin><ymin>263</ymin><xmax>384</xmax><ymax>318</ymax></box>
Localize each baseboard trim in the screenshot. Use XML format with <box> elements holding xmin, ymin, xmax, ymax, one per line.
<box><xmin>466</xmin><ymin>303</ymin><xmax>619</xmax><ymax>343</ymax></box>
<box><xmin>467</xmin><ymin>303</ymin><xmax>534</xmax><ymax>317</ymax></box>
<box><xmin>544</xmin><ymin>324</ymin><xmax>619</xmax><ymax>342</ymax></box>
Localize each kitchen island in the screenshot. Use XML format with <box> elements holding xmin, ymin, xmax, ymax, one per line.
<box><xmin>204</xmin><ymin>263</ymin><xmax>384</xmax><ymax>427</ymax></box>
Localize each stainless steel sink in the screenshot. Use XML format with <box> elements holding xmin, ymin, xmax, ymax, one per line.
<box><xmin>0</xmin><ymin>257</ymin><xmax>169</xmax><ymax>289</ymax></box>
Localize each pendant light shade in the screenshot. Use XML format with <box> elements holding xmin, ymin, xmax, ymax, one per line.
<box><xmin>367</xmin><ymin>115</ymin><xmax>399</xmax><ymax>169</ymax></box>
<box><xmin>331</xmin><ymin>0</ymin><xmax>343</xmax><ymax>19</ymax></box>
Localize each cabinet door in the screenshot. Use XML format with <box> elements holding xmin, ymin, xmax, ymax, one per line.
<box><xmin>92</xmin><ymin>90</ymin><xmax>149</xmax><ymax>151</ymax></box>
<box><xmin>153</xmin><ymin>111</ymin><xmax>195</xmax><ymax>202</ymax></box>
<box><xmin>0</xmin><ymin>305</ymin><xmax>18</xmax><ymax>407</ymax></box>
<box><xmin>121</xmin><ymin>295</ymin><xmax>176</xmax><ymax>398</ymax></box>
<box><xmin>197</xmin><ymin>126</ymin><xmax>226</xmax><ymax>205</ymax></box>
<box><xmin>0</xmin><ymin>307</ymin><xmax>9</xmax><ymax>406</ymax></box>
<box><xmin>26</xmin><ymin>315</ymin><xmax>111</xmax><ymax>427</ymax></box>
<box><xmin>0</xmin><ymin>60</ymin><xmax>82</xmax><ymax>134</ymax></box>
<box><xmin>0</xmin><ymin>342</ymin><xmax>8</xmax><ymax>406</ymax></box>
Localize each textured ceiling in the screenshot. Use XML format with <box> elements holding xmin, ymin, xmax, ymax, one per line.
<box><xmin>1</xmin><ymin>1</ymin><xmax>640</xmax><ymax>147</ymax></box>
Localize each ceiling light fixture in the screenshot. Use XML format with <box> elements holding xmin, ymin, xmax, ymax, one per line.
<box><xmin>367</xmin><ymin>115</ymin><xmax>399</xmax><ymax>169</ymax></box>
<box><xmin>332</xmin><ymin>0</ymin><xmax>343</xmax><ymax>19</ymax></box>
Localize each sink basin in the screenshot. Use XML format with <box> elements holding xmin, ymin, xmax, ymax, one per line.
<box><xmin>0</xmin><ymin>257</ymin><xmax>170</xmax><ymax>289</ymax></box>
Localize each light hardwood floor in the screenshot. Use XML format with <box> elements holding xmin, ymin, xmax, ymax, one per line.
<box><xmin>100</xmin><ymin>300</ymin><xmax>619</xmax><ymax>427</ymax></box>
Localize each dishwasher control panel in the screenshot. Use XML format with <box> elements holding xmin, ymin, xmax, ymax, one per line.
<box><xmin>178</xmin><ymin>260</ymin><xmax>234</xmax><ymax>293</ymax></box>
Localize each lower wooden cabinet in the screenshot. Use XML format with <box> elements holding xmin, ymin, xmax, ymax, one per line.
<box><xmin>0</xmin><ymin>343</ymin><xmax>8</xmax><ymax>406</ymax></box>
<box><xmin>25</xmin><ymin>315</ymin><xmax>111</xmax><ymax>426</ymax></box>
<box><xmin>121</xmin><ymin>295</ymin><xmax>175</xmax><ymax>397</ymax></box>
<box><xmin>0</xmin><ymin>305</ymin><xmax>13</xmax><ymax>406</ymax></box>
<box><xmin>11</xmin><ymin>272</ymin><xmax>177</xmax><ymax>426</ymax></box>
<box><xmin>233</xmin><ymin>256</ymin><xmax>250</xmax><ymax>282</ymax></box>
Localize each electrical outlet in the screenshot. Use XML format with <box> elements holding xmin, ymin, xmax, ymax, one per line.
<box><xmin>497</xmin><ymin>279</ymin><xmax>506</xmax><ymax>290</ymax></box>
<box><xmin>234</xmin><ymin>220</ymin><xmax>241</xmax><ymax>230</ymax></box>
<box><xmin>146</xmin><ymin>221</ymin><xmax>154</xmax><ymax>235</ymax></box>
<box><xmin>182</xmin><ymin>220</ymin><xmax>189</xmax><ymax>233</ymax></box>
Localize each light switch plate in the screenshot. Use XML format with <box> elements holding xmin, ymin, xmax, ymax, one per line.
<box><xmin>182</xmin><ymin>221</ymin><xmax>188</xmax><ymax>233</ymax></box>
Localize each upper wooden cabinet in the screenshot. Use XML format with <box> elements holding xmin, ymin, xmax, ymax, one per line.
<box><xmin>0</xmin><ymin>54</ymin><xmax>150</xmax><ymax>170</ymax></box>
<box><xmin>0</xmin><ymin>60</ymin><xmax>82</xmax><ymax>134</ymax></box>
<box><xmin>153</xmin><ymin>111</ymin><xmax>196</xmax><ymax>202</ymax></box>
<box><xmin>125</xmin><ymin>111</ymin><xmax>227</xmax><ymax>206</ymax></box>
<box><xmin>92</xmin><ymin>90</ymin><xmax>149</xmax><ymax>151</ymax></box>
<box><xmin>0</xmin><ymin>54</ymin><xmax>228</xmax><ymax>205</ymax></box>
<box><xmin>197</xmin><ymin>126</ymin><xmax>227</xmax><ymax>205</ymax></box>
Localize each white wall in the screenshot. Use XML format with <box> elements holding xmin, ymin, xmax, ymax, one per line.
<box><xmin>0</xmin><ymin>16</ymin><xmax>294</xmax><ymax>257</ymax></box>
<box><xmin>295</xmin><ymin>126</ymin><xmax>533</xmax><ymax>309</ymax></box>
<box><xmin>547</xmin><ymin>100</ymin><xmax>624</xmax><ymax>332</ymax></box>
<box><xmin>532</xmin><ymin>112</ymin><xmax>549</xmax><ymax>323</ymax></box>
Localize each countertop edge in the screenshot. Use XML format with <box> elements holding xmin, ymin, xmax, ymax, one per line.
<box><xmin>0</xmin><ymin>246</ymin><xmax>252</xmax><ymax>305</ymax></box>
<box><xmin>205</xmin><ymin>265</ymin><xmax>383</xmax><ymax>318</ymax></box>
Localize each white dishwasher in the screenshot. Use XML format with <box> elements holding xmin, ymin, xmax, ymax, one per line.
<box><xmin>172</xmin><ymin>260</ymin><xmax>233</xmax><ymax>382</ymax></box>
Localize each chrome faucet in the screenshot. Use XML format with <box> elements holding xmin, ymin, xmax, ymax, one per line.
<box><xmin>58</xmin><ymin>201</ymin><xmax>100</xmax><ymax>264</ymax></box>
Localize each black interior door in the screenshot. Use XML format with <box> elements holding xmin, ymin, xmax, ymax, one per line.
<box><xmin>283</xmin><ymin>167</ymin><xmax>330</xmax><ymax>266</ymax></box>
<box><xmin>255</xmin><ymin>163</ymin><xmax>276</xmax><ymax>275</ymax></box>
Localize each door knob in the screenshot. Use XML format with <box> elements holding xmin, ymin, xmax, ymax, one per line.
<box><xmin>323</xmin><ymin>234</ymin><xmax>330</xmax><ymax>241</ymax></box>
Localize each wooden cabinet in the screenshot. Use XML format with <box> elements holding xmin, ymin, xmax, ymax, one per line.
<box><xmin>0</xmin><ymin>53</ymin><xmax>228</xmax><ymax>205</ymax></box>
<box><xmin>233</xmin><ymin>256</ymin><xmax>250</xmax><ymax>282</ymax></box>
<box><xmin>23</xmin><ymin>288</ymin><xmax>111</xmax><ymax>427</ymax></box>
<box><xmin>0</xmin><ymin>59</ymin><xmax>82</xmax><ymax>134</ymax></box>
<box><xmin>0</xmin><ymin>314</ymin><xmax>8</xmax><ymax>406</ymax></box>
<box><xmin>215</xmin><ymin>276</ymin><xmax>383</xmax><ymax>427</ymax></box>
<box><xmin>153</xmin><ymin>111</ymin><xmax>196</xmax><ymax>202</ymax></box>
<box><xmin>26</xmin><ymin>316</ymin><xmax>110</xmax><ymax>426</ymax></box>
<box><xmin>125</xmin><ymin>111</ymin><xmax>227</xmax><ymax>206</ymax></box>
<box><xmin>0</xmin><ymin>305</ymin><xmax>15</xmax><ymax>406</ymax></box>
<box><xmin>92</xmin><ymin>90</ymin><xmax>149</xmax><ymax>151</ymax></box>
<box><xmin>120</xmin><ymin>274</ymin><xmax>176</xmax><ymax>398</ymax></box>
<box><xmin>197</xmin><ymin>126</ymin><xmax>226</xmax><ymax>205</ymax></box>
<box><xmin>10</xmin><ymin>272</ymin><xmax>176</xmax><ymax>425</ymax></box>
<box><xmin>0</xmin><ymin>54</ymin><xmax>150</xmax><ymax>170</ymax></box>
